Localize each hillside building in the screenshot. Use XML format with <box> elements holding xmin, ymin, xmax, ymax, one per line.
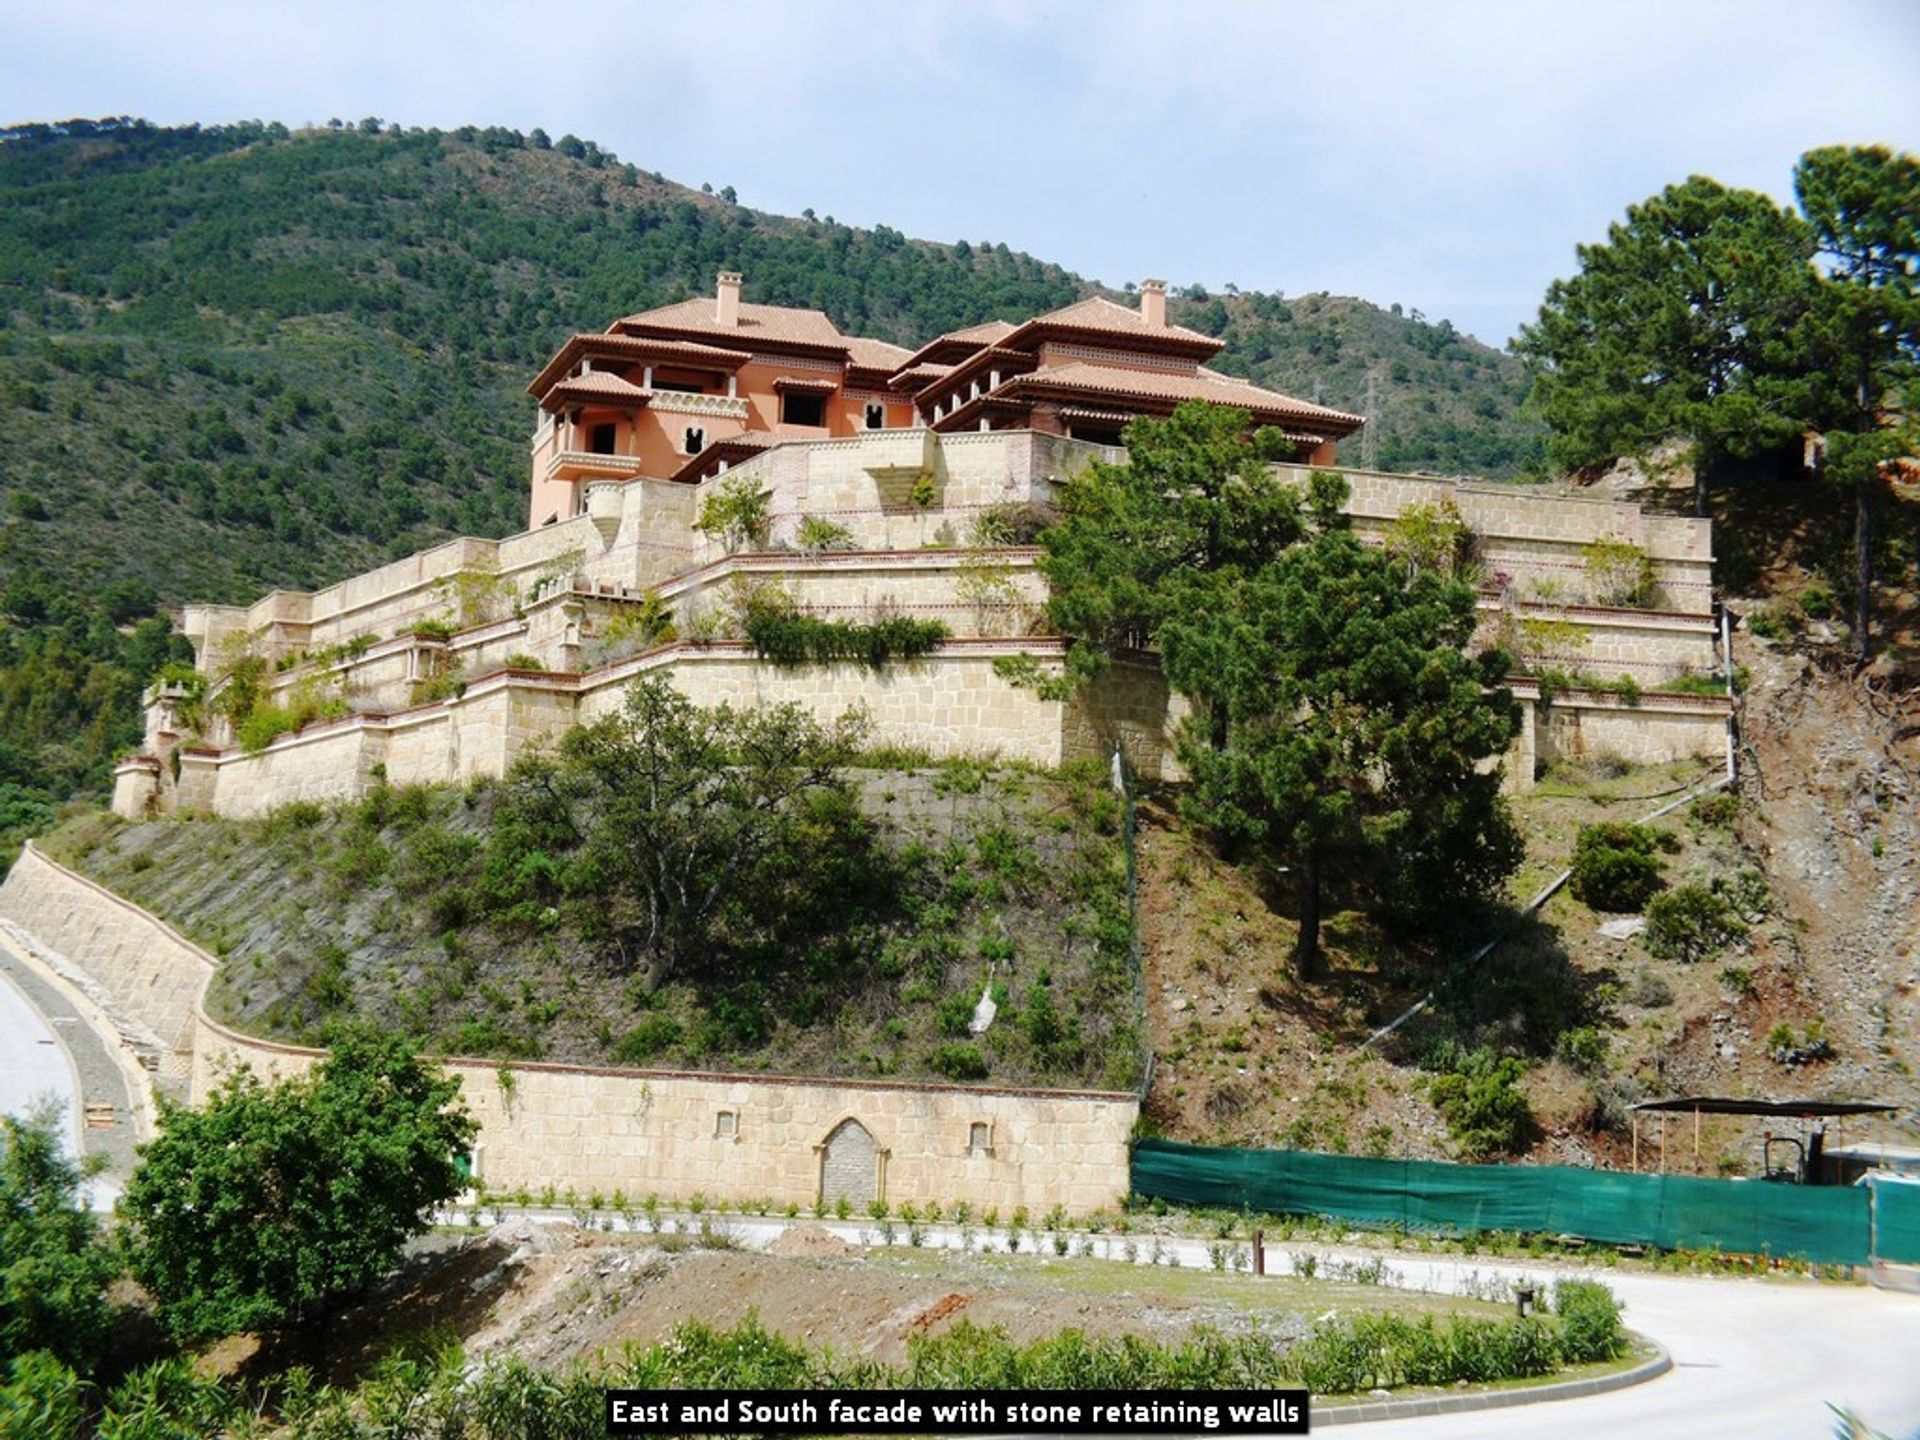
<box><xmin>115</xmin><ymin>274</ymin><xmax>1733</xmax><ymax>822</ymax></box>
<box><xmin>527</xmin><ymin>274</ymin><xmax>1364</xmax><ymax>528</ymax></box>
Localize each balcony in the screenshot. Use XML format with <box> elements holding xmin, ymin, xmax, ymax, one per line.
<box><xmin>644</xmin><ymin>390</ymin><xmax>750</xmax><ymax>421</ymax></box>
<box><xmin>543</xmin><ymin>451</ymin><xmax>647</xmax><ymax>484</ymax></box>
<box><xmin>860</xmin><ymin>427</ymin><xmax>936</xmax><ymax>481</ymax></box>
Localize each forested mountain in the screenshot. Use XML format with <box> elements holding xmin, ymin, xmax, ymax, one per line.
<box><xmin>0</xmin><ymin>116</ymin><xmax>1542</xmax><ymax>838</ymax></box>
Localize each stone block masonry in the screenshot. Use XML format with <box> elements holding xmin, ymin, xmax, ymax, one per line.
<box><xmin>0</xmin><ymin>844</ymin><xmax>1136</xmax><ymax>1215</ymax></box>
<box><xmin>118</xmin><ymin>428</ymin><xmax>1731</xmax><ymax>821</ymax></box>
<box><xmin>0</xmin><ymin>845</ymin><xmax>212</xmax><ymax>1085</ymax></box>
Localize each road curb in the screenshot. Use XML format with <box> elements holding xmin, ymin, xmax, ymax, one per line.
<box><xmin>1313</xmin><ymin>1336</ymin><xmax>1672</xmax><ymax>1426</ymax></box>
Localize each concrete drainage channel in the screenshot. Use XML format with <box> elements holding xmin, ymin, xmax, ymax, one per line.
<box><xmin>434</xmin><ymin>1205</ymin><xmax>1673</xmax><ymax>1424</ymax></box>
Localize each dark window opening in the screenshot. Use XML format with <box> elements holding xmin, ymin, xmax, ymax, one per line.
<box><xmin>782</xmin><ymin>393</ymin><xmax>827</xmax><ymax>428</ymax></box>
<box><xmin>589</xmin><ymin>422</ymin><xmax>617</xmax><ymax>455</ymax></box>
<box><xmin>865</xmin><ymin>403</ymin><xmax>886</xmax><ymax>430</ymax></box>
<box><xmin>684</xmin><ymin>426</ymin><xmax>705</xmax><ymax>455</ymax></box>
<box><xmin>653</xmin><ymin>380</ymin><xmax>705</xmax><ymax>393</ymax></box>
<box><xmin>1068</xmin><ymin>424</ymin><xmax>1125</xmax><ymax>447</ymax></box>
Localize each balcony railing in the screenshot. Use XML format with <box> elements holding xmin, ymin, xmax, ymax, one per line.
<box><xmin>646</xmin><ymin>390</ymin><xmax>750</xmax><ymax>420</ymax></box>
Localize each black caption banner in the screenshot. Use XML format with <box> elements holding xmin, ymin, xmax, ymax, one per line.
<box><xmin>605</xmin><ymin>1388</ymin><xmax>1310</xmax><ymax>1435</ymax></box>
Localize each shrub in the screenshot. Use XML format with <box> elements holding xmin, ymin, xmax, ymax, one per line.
<box><xmin>695</xmin><ymin>474</ymin><xmax>771</xmax><ymax>551</ymax></box>
<box><xmin>1582</xmin><ymin>537</ymin><xmax>1660</xmax><ymax>607</ymax></box>
<box><xmin>1688</xmin><ymin>791</ymin><xmax>1740</xmax><ymax>828</ymax></box>
<box><xmin>1627</xmin><ymin>971</ymin><xmax>1673</xmax><ymax>1008</ymax></box>
<box><xmin>1427</xmin><ymin>1047</ymin><xmax>1534</xmax><ymax>1159</ymax></box>
<box><xmin>1645</xmin><ymin>883</ymin><xmax>1746</xmax><ymax>963</ymax></box>
<box><xmin>612</xmin><ymin>1014</ymin><xmax>683</xmax><ymax>1065</ymax></box>
<box><xmin>1719</xmin><ymin>866</ymin><xmax>1771</xmax><ymax>917</ymax></box>
<box><xmin>1554</xmin><ymin>1025</ymin><xmax>1611</xmax><ymax>1075</ymax></box>
<box><xmin>121</xmin><ymin>1031</ymin><xmax>475</xmax><ymax>1342</ymax></box>
<box><xmin>235</xmin><ymin>703</ymin><xmax>298</xmax><ymax>752</ymax></box>
<box><xmin>1</xmin><ymin>1108</ymin><xmax>118</xmax><ymax>1370</ymax></box>
<box><xmin>928</xmin><ymin>1044</ymin><xmax>989</xmax><ymax>1081</ymax></box>
<box><xmin>1659</xmin><ymin>672</ymin><xmax>1731</xmax><ymax>697</ymax></box>
<box><xmin>1554</xmin><ymin>1279</ymin><xmax>1627</xmax><ymax>1363</ymax></box>
<box><xmin>795</xmin><ymin>516</ymin><xmax>856</xmax><ymax>554</ymax></box>
<box><xmin>1569</xmin><ymin>822</ymin><xmax>1674</xmax><ymax>912</ymax></box>
<box><xmin>745</xmin><ymin>604</ymin><xmax>948</xmax><ymax>669</ymax></box>
<box><xmin>969</xmin><ymin>501</ymin><xmax>1056</xmax><ymax>547</ymax></box>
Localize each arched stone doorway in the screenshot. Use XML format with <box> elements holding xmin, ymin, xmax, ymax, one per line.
<box><xmin>817</xmin><ymin>1117</ymin><xmax>884</xmax><ymax>1210</ymax></box>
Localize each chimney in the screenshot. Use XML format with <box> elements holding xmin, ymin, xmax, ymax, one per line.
<box><xmin>715</xmin><ymin>270</ymin><xmax>743</xmax><ymax>327</ymax></box>
<box><xmin>1140</xmin><ymin>277</ymin><xmax>1167</xmax><ymax>329</ymax></box>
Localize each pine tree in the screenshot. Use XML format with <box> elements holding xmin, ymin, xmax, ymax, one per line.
<box><xmin>1515</xmin><ymin>176</ymin><xmax>1823</xmax><ymax>513</ymax></box>
<box><xmin>1166</xmin><ymin>498</ymin><xmax>1521</xmax><ymax>978</ymax></box>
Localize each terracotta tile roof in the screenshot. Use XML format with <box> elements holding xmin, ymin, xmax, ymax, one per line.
<box><xmin>1016</xmin><ymin>295</ymin><xmax>1221</xmax><ymax>352</ymax></box>
<box><xmin>895</xmin><ymin>319</ymin><xmax>1021</xmax><ymax>371</ymax></box>
<box><xmin>772</xmin><ymin>375</ymin><xmax>839</xmax><ymax>393</ymax></box>
<box><xmin>526</xmin><ymin>333</ymin><xmax>749</xmax><ymax>397</ymax></box>
<box><xmin>946</xmin><ymin>319</ymin><xmax>1019</xmax><ymax>345</ymax></box>
<box><xmin>1018</xmin><ymin>361</ymin><xmax>1362</xmax><ymax>428</ymax></box>
<box><xmin>843</xmin><ymin>336</ymin><xmax>915</xmax><ymax>371</ymax></box>
<box><xmin>666</xmin><ymin>435</ymin><xmax>770</xmax><ymax>485</ymax></box>
<box><xmin>933</xmin><ymin>361</ymin><xmax>1364</xmax><ymax>435</ymax></box>
<box><xmin>613</xmin><ymin>298</ymin><xmax>850</xmax><ymax>350</ymax></box>
<box><xmin>889</xmin><ymin>363</ymin><xmax>954</xmax><ymax>393</ymax></box>
<box><xmin>541</xmin><ymin>371</ymin><xmax>652</xmax><ymax>408</ymax></box>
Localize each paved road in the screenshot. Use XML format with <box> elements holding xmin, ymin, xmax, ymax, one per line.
<box><xmin>0</xmin><ymin>951</ymin><xmax>125</xmax><ymax>1210</ymax></box>
<box><xmin>1328</xmin><ymin>1254</ymin><xmax>1920</xmax><ymax>1438</ymax></box>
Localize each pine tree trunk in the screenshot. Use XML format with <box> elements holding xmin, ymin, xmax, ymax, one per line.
<box><xmin>1856</xmin><ymin>465</ymin><xmax>1873</xmax><ymax>661</ymax></box>
<box><xmin>1294</xmin><ymin>846</ymin><xmax>1322</xmax><ymax>982</ymax></box>
<box><xmin>1855</xmin><ymin>358</ymin><xmax>1874</xmax><ymax>662</ymax></box>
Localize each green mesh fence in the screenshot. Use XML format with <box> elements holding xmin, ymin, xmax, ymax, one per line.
<box><xmin>1131</xmin><ymin>1138</ymin><xmax>1900</xmax><ymax>1265</ymax></box>
<box><xmin>1872</xmin><ymin>1178</ymin><xmax>1920</xmax><ymax>1266</ymax></box>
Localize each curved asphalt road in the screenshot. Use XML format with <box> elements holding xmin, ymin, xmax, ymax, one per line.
<box><xmin>0</xmin><ymin>957</ymin><xmax>123</xmax><ymax>1210</ymax></box>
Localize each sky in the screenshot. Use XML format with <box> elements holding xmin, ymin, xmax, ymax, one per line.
<box><xmin>4</xmin><ymin>0</ymin><xmax>1917</xmax><ymax>348</ymax></box>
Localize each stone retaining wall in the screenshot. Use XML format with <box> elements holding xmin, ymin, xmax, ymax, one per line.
<box><xmin>193</xmin><ymin>1016</ymin><xmax>1136</xmax><ymax>1214</ymax></box>
<box><xmin>0</xmin><ymin>845</ymin><xmax>1135</xmax><ymax>1214</ymax></box>
<box><xmin>0</xmin><ymin>845</ymin><xmax>213</xmax><ymax>1081</ymax></box>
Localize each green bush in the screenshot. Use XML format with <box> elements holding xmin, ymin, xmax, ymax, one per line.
<box><xmin>1719</xmin><ymin>866</ymin><xmax>1771</xmax><ymax>916</ymax></box>
<box><xmin>1427</xmin><ymin>1047</ymin><xmax>1534</xmax><ymax>1159</ymax></box>
<box><xmin>1288</xmin><ymin>1309</ymin><xmax>1566</xmax><ymax>1392</ymax></box>
<box><xmin>1569</xmin><ymin>822</ymin><xmax>1675</xmax><ymax>912</ymax></box>
<box><xmin>795</xmin><ymin>516</ymin><xmax>856</xmax><ymax>554</ymax></box>
<box><xmin>928</xmin><ymin>1043</ymin><xmax>989</xmax><ymax>1081</ymax></box>
<box><xmin>0</xmin><ymin>1351</ymin><xmax>84</xmax><ymax>1435</ymax></box>
<box><xmin>695</xmin><ymin>474</ymin><xmax>772</xmax><ymax>552</ymax></box>
<box><xmin>235</xmin><ymin>703</ymin><xmax>299</xmax><ymax>752</ymax></box>
<box><xmin>1</xmin><ymin>1108</ymin><xmax>118</xmax><ymax>1370</ymax></box>
<box><xmin>1645</xmin><ymin>883</ymin><xmax>1746</xmax><ymax>963</ymax></box>
<box><xmin>746</xmin><ymin>607</ymin><xmax>949</xmax><ymax>668</ymax></box>
<box><xmin>969</xmin><ymin>501</ymin><xmax>1057</xmax><ymax>547</ymax></box>
<box><xmin>612</xmin><ymin>1014</ymin><xmax>683</xmax><ymax>1065</ymax></box>
<box><xmin>1554</xmin><ymin>1025</ymin><xmax>1611</xmax><ymax>1075</ymax></box>
<box><xmin>1554</xmin><ymin>1279</ymin><xmax>1627</xmax><ymax>1363</ymax></box>
<box><xmin>1688</xmin><ymin>791</ymin><xmax>1740</xmax><ymax>827</ymax></box>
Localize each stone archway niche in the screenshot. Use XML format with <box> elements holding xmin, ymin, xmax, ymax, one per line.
<box><xmin>817</xmin><ymin>1116</ymin><xmax>886</xmax><ymax>1209</ymax></box>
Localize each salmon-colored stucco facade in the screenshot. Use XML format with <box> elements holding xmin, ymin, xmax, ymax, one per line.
<box><xmin>526</xmin><ymin>272</ymin><xmax>1363</xmax><ymax>527</ymax></box>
